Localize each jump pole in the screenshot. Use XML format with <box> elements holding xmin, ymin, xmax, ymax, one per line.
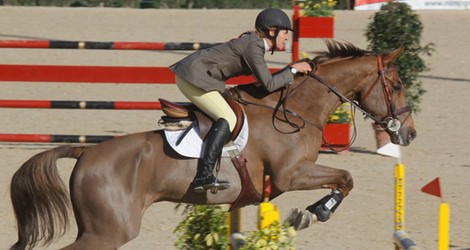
<box><xmin>0</xmin><ymin>64</ymin><xmax>278</xmax><ymax>84</ymax></box>
<box><xmin>0</xmin><ymin>133</ymin><xmax>116</xmax><ymax>144</ymax></box>
<box><xmin>0</xmin><ymin>99</ymin><xmax>162</xmax><ymax>110</ymax></box>
<box><xmin>393</xmin><ymin>158</ymin><xmax>418</xmax><ymax>249</ymax></box>
<box><xmin>0</xmin><ymin>40</ymin><xmax>219</xmax><ymax>50</ymax></box>
<box><xmin>0</xmin><ymin>40</ymin><xmax>288</xmax><ymax>51</ymax></box>
<box><xmin>228</xmin><ymin>208</ymin><xmax>242</xmax><ymax>250</ymax></box>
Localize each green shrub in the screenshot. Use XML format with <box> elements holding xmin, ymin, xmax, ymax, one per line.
<box><xmin>365</xmin><ymin>2</ymin><xmax>434</xmax><ymax>112</ymax></box>
<box><xmin>174</xmin><ymin>204</ymin><xmax>228</xmax><ymax>250</ymax></box>
<box><xmin>174</xmin><ymin>204</ymin><xmax>297</xmax><ymax>250</ymax></box>
<box><xmin>239</xmin><ymin>222</ymin><xmax>296</xmax><ymax>250</ymax></box>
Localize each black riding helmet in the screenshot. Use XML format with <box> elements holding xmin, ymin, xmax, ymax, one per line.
<box><xmin>255</xmin><ymin>8</ymin><xmax>294</xmax><ymax>54</ymax></box>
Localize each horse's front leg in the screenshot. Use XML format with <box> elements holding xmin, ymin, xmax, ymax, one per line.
<box><xmin>275</xmin><ymin>161</ymin><xmax>353</xmax><ymax>230</ymax></box>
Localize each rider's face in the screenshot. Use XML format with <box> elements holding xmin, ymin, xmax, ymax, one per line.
<box><xmin>269</xmin><ymin>29</ymin><xmax>289</xmax><ymax>51</ymax></box>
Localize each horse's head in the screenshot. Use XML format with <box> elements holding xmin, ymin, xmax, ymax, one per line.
<box><xmin>357</xmin><ymin>47</ymin><xmax>417</xmax><ymax>146</ymax></box>
<box><xmin>305</xmin><ymin>41</ymin><xmax>416</xmax><ymax>146</ymax></box>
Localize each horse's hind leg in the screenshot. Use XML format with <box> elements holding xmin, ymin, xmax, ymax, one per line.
<box><xmin>61</xmin><ymin>188</ymin><xmax>145</xmax><ymax>250</ymax></box>
<box><xmin>61</xmin><ymin>165</ymin><xmax>146</xmax><ymax>249</ymax></box>
<box><xmin>60</xmin><ymin>193</ymin><xmax>144</xmax><ymax>250</ymax></box>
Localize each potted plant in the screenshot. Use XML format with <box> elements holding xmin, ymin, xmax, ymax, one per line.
<box><xmin>322</xmin><ymin>103</ymin><xmax>352</xmax><ymax>149</ymax></box>
<box><xmin>365</xmin><ymin>2</ymin><xmax>434</xmax><ymax>156</ymax></box>
<box><xmin>296</xmin><ymin>0</ymin><xmax>337</xmax><ymax>38</ymax></box>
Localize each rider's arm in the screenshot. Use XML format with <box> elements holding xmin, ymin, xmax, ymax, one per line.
<box><xmin>242</xmin><ymin>42</ymin><xmax>294</xmax><ymax>92</ymax></box>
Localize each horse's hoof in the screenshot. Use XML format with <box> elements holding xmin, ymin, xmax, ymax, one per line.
<box><xmin>284</xmin><ymin>208</ymin><xmax>300</xmax><ymax>225</ymax></box>
<box><xmin>295</xmin><ymin>210</ymin><xmax>317</xmax><ymax>231</ymax></box>
<box><xmin>284</xmin><ymin>208</ymin><xmax>302</xmax><ymax>227</ymax></box>
<box><xmin>284</xmin><ymin>208</ymin><xmax>318</xmax><ymax>231</ymax></box>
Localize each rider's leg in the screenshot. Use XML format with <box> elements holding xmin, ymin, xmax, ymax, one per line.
<box><xmin>176</xmin><ymin>76</ymin><xmax>237</xmax><ymax>193</ymax></box>
<box><xmin>193</xmin><ymin>118</ymin><xmax>231</xmax><ymax>192</ymax></box>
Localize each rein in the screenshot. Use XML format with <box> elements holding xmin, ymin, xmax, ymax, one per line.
<box><xmin>232</xmin><ymin>78</ymin><xmax>323</xmax><ymax>134</ymax></box>
<box><xmin>309</xmin><ymin>55</ymin><xmax>411</xmax><ymax>133</ymax></box>
<box><xmin>270</xmin><ymin>77</ymin><xmax>319</xmax><ymax>133</ymax></box>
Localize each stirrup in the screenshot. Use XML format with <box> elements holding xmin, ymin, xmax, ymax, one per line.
<box><xmin>193</xmin><ymin>178</ymin><xmax>230</xmax><ymax>194</ymax></box>
<box><xmin>204</xmin><ymin>181</ymin><xmax>230</xmax><ymax>194</ymax></box>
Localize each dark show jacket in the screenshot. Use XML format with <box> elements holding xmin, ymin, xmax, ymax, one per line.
<box><xmin>170</xmin><ymin>31</ymin><xmax>293</xmax><ymax>93</ymax></box>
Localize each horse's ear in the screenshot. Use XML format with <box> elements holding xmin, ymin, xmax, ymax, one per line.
<box><xmin>383</xmin><ymin>47</ymin><xmax>404</xmax><ymax>64</ymax></box>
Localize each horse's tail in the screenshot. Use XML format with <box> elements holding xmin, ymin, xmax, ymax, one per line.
<box><xmin>9</xmin><ymin>146</ymin><xmax>87</xmax><ymax>250</ymax></box>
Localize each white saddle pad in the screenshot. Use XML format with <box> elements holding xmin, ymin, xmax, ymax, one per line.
<box><xmin>164</xmin><ymin>117</ymin><xmax>249</xmax><ymax>158</ymax></box>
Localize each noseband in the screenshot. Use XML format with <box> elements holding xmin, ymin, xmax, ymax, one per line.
<box><xmin>309</xmin><ymin>55</ymin><xmax>412</xmax><ymax>133</ymax></box>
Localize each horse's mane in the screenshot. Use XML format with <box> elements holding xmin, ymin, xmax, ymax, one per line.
<box><xmin>312</xmin><ymin>40</ymin><xmax>373</xmax><ymax>64</ymax></box>
<box><xmin>233</xmin><ymin>41</ymin><xmax>372</xmax><ymax>99</ymax></box>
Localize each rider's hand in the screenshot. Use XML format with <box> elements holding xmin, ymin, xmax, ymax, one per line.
<box><xmin>290</xmin><ymin>62</ymin><xmax>312</xmax><ymax>74</ymax></box>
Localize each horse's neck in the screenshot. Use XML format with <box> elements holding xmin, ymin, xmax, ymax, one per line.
<box><xmin>294</xmin><ymin>76</ymin><xmax>344</xmax><ymax>126</ymax></box>
<box><xmin>235</xmin><ymin>61</ymin><xmax>371</xmax><ymax>128</ymax></box>
<box><xmin>291</xmin><ymin>68</ymin><xmax>367</xmax><ymax>126</ymax></box>
<box><xmin>312</xmin><ymin>60</ymin><xmax>375</xmax><ymax>116</ymax></box>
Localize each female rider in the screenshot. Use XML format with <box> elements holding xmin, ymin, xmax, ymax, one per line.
<box><xmin>170</xmin><ymin>8</ymin><xmax>312</xmax><ymax>193</ymax></box>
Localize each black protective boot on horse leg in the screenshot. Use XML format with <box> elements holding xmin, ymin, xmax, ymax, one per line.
<box><xmin>284</xmin><ymin>190</ymin><xmax>344</xmax><ymax>230</ymax></box>
<box><xmin>306</xmin><ymin>190</ymin><xmax>344</xmax><ymax>222</ymax></box>
<box><xmin>192</xmin><ymin>118</ymin><xmax>231</xmax><ymax>194</ymax></box>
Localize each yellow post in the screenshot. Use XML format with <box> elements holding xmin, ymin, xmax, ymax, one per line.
<box><xmin>395</xmin><ymin>163</ymin><xmax>405</xmax><ymax>232</ymax></box>
<box><xmin>438</xmin><ymin>203</ymin><xmax>450</xmax><ymax>250</ymax></box>
<box><xmin>394</xmin><ymin>163</ymin><xmax>418</xmax><ymax>250</ymax></box>
<box><xmin>258</xmin><ymin>202</ymin><xmax>280</xmax><ymax>229</ymax></box>
<box><xmin>258</xmin><ymin>175</ymin><xmax>280</xmax><ymax>229</ymax></box>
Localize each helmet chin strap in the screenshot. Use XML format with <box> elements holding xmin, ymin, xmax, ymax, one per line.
<box><xmin>269</xmin><ymin>29</ymin><xmax>280</xmax><ymax>55</ymax></box>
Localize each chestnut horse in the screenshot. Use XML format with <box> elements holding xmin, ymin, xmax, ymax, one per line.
<box><xmin>10</xmin><ymin>41</ymin><xmax>416</xmax><ymax>250</ymax></box>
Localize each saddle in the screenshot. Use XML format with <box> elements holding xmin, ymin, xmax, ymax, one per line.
<box><xmin>158</xmin><ymin>90</ymin><xmax>245</xmax><ymax>142</ymax></box>
<box><xmin>158</xmin><ymin>90</ymin><xmax>262</xmax><ymax>209</ymax></box>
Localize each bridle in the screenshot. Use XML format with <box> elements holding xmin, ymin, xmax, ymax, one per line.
<box><xmin>232</xmin><ymin>55</ymin><xmax>412</xmax><ymax>136</ymax></box>
<box><xmin>309</xmin><ymin>55</ymin><xmax>412</xmax><ymax>133</ymax></box>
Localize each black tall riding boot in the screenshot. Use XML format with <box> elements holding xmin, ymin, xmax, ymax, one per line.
<box><xmin>192</xmin><ymin>118</ymin><xmax>231</xmax><ymax>193</ymax></box>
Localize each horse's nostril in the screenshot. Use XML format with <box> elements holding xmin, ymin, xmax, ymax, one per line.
<box><xmin>408</xmin><ymin>130</ymin><xmax>417</xmax><ymax>141</ymax></box>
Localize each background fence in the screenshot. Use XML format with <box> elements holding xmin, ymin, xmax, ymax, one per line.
<box><xmin>0</xmin><ymin>42</ymin><xmax>281</xmax><ymax>143</ymax></box>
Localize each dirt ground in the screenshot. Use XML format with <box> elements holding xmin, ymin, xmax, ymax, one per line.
<box><xmin>0</xmin><ymin>7</ymin><xmax>469</xmax><ymax>250</ymax></box>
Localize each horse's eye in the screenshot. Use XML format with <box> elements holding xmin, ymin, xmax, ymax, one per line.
<box><xmin>392</xmin><ymin>84</ymin><xmax>402</xmax><ymax>92</ymax></box>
